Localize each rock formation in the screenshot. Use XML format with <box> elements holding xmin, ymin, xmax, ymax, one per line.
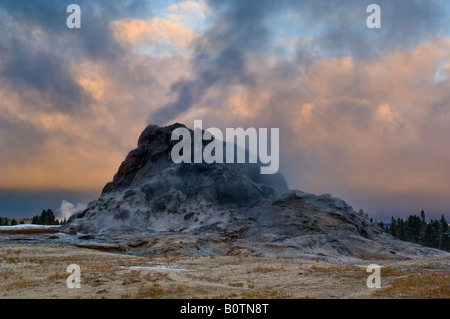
<box><xmin>62</xmin><ymin>124</ymin><xmax>449</xmax><ymax>261</ymax></box>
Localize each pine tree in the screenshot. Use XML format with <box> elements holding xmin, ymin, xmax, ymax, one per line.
<box><xmin>439</xmin><ymin>233</ymin><xmax>450</xmax><ymax>251</ymax></box>
<box><xmin>419</xmin><ymin>210</ymin><xmax>427</xmax><ymax>240</ymax></box>
<box><xmin>438</xmin><ymin>215</ymin><xmax>449</xmax><ymax>251</ymax></box>
<box><xmin>389</xmin><ymin>217</ymin><xmax>397</xmax><ymax>237</ymax></box>
<box><xmin>10</xmin><ymin>219</ymin><xmax>18</xmax><ymax>226</ymax></box>
<box><xmin>39</xmin><ymin>209</ymin><xmax>47</xmax><ymax>224</ymax></box>
<box><xmin>434</xmin><ymin>219</ymin><xmax>440</xmax><ymax>231</ymax></box>
<box><xmin>397</xmin><ymin>218</ymin><xmax>407</xmax><ymax>241</ymax></box>
<box><xmin>406</xmin><ymin>215</ymin><xmax>422</xmax><ymax>243</ymax></box>
<box><xmin>46</xmin><ymin>209</ymin><xmax>57</xmax><ymax>225</ymax></box>
<box><xmin>32</xmin><ymin>215</ymin><xmax>39</xmax><ymax>224</ymax></box>
<box><xmin>421</xmin><ymin>222</ymin><xmax>439</xmax><ymax>248</ymax></box>
<box><xmin>440</xmin><ymin>215</ymin><xmax>449</xmax><ymax>233</ymax></box>
<box><xmin>420</xmin><ymin>210</ymin><xmax>426</xmax><ymax>224</ymax></box>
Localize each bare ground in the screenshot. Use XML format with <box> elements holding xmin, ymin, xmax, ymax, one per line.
<box><xmin>0</xmin><ymin>244</ymin><xmax>448</xmax><ymax>299</ymax></box>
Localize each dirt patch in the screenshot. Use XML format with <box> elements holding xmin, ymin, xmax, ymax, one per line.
<box><xmin>0</xmin><ymin>227</ymin><xmax>60</xmax><ymax>234</ymax></box>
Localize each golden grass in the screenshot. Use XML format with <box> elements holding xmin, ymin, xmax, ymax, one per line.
<box><xmin>381</xmin><ymin>266</ymin><xmax>404</xmax><ymax>277</ymax></box>
<box><xmin>3</xmin><ymin>256</ymin><xmax>20</xmax><ymax>263</ymax></box>
<box><xmin>1</xmin><ymin>244</ymin><xmax>448</xmax><ymax>299</ymax></box>
<box><xmin>46</xmin><ymin>270</ymin><xmax>68</xmax><ymax>281</ymax></box>
<box><xmin>90</xmin><ymin>278</ymin><xmax>107</xmax><ymax>287</ymax></box>
<box><xmin>5</xmin><ymin>278</ymin><xmax>41</xmax><ymax>290</ymax></box>
<box><xmin>143</xmin><ymin>272</ymin><xmax>153</xmax><ymax>281</ymax></box>
<box><xmin>374</xmin><ymin>272</ymin><xmax>450</xmax><ymax>298</ymax></box>
<box><xmin>310</xmin><ymin>264</ymin><xmax>366</xmax><ymax>279</ymax></box>
<box><xmin>135</xmin><ymin>282</ymin><xmax>185</xmax><ymax>299</ymax></box>
<box><xmin>0</xmin><ymin>269</ymin><xmax>19</xmax><ymax>281</ymax></box>
<box><xmin>121</xmin><ymin>270</ymin><xmax>142</xmax><ymax>285</ymax></box>
<box><xmin>22</xmin><ymin>256</ymin><xmax>46</xmax><ymax>265</ymax></box>
<box><xmin>240</xmin><ymin>286</ymin><xmax>290</xmax><ymax>299</ymax></box>
<box><xmin>155</xmin><ymin>272</ymin><xmax>171</xmax><ymax>280</ymax></box>
<box><xmin>250</xmin><ymin>264</ymin><xmax>284</xmax><ymax>273</ymax></box>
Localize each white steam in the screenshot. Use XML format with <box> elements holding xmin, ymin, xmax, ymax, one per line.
<box><xmin>57</xmin><ymin>200</ymin><xmax>86</xmax><ymax>221</ymax></box>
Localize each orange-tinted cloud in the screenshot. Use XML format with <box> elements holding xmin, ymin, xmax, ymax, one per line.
<box><xmin>111</xmin><ymin>16</ymin><xmax>196</xmax><ymax>50</ymax></box>
<box><xmin>169</xmin><ymin>38</ymin><xmax>450</xmax><ymax>214</ymax></box>
<box><xmin>0</xmin><ymin>52</ymin><xmax>191</xmax><ymax>192</ymax></box>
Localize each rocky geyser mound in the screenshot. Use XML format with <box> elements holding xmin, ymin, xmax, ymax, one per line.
<box><xmin>62</xmin><ymin>124</ymin><xmax>449</xmax><ymax>261</ymax></box>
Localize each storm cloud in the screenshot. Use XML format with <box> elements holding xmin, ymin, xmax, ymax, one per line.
<box><xmin>0</xmin><ymin>0</ymin><xmax>150</xmax><ymax>111</ymax></box>
<box><xmin>151</xmin><ymin>0</ymin><xmax>446</xmax><ymax>124</ymax></box>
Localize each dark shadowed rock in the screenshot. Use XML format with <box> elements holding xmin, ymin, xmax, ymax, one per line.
<box><xmin>102</xmin><ymin>123</ymin><xmax>185</xmax><ymax>194</ymax></box>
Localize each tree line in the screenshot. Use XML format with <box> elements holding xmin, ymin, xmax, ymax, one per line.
<box><xmin>377</xmin><ymin>210</ymin><xmax>449</xmax><ymax>252</ymax></box>
<box><xmin>31</xmin><ymin>209</ymin><xmax>66</xmax><ymax>225</ymax></box>
<box><xmin>0</xmin><ymin>217</ymin><xmax>23</xmax><ymax>226</ymax></box>
<box><xmin>0</xmin><ymin>209</ymin><xmax>66</xmax><ymax>226</ymax></box>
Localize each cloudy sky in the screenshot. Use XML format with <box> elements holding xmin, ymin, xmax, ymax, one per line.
<box><xmin>1</xmin><ymin>0</ymin><xmax>450</xmax><ymax>221</ymax></box>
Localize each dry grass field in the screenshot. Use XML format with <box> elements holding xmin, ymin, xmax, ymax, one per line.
<box><xmin>0</xmin><ymin>244</ymin><xmax>448</xmax><ymax>299</ymax></box>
